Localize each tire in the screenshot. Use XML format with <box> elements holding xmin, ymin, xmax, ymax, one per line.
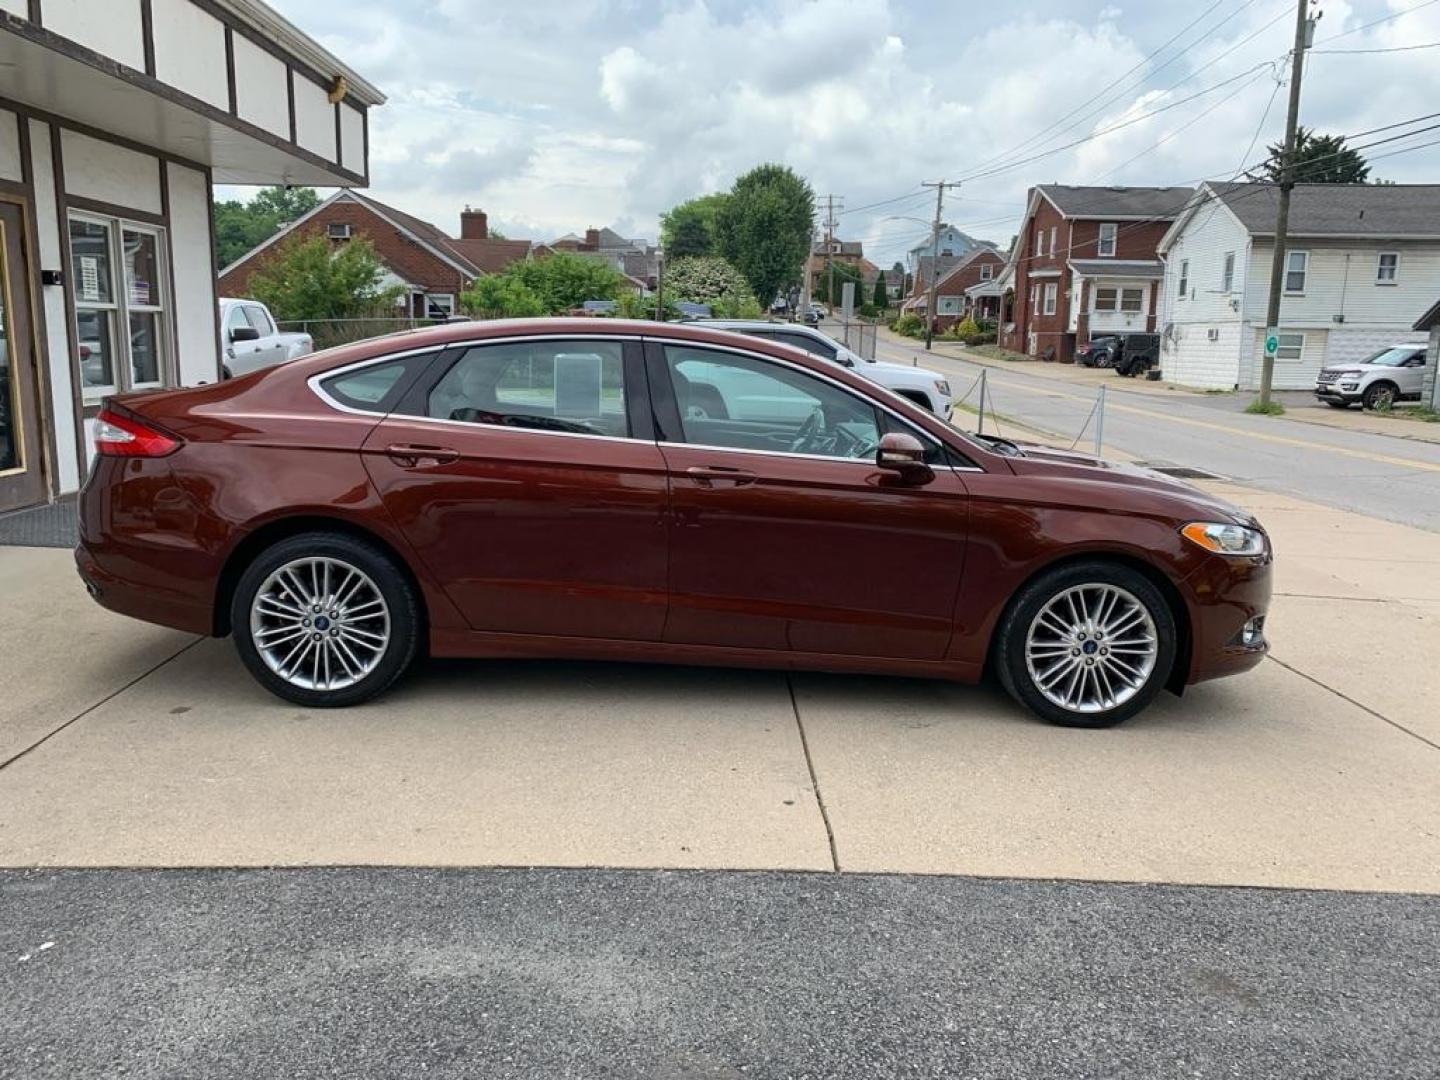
<box><xmin>1325</xmin><ymin>400</ymin><xmax>1350</xmax><ymax>409</ymax></box>
<box><xmin>994</xmin><ymin>560</ymin><xmax>1177</xmax><ymax>728</ymax></box>
<box><xmin>895</xmin><ymin>390</ymin><xmax>934</xmax><ymax>412</ymax></box>
<box><xmin>230</xmin><ymin>531</ymin><xmax>421</xmax><ymax>707</ymax></box>
<box><xmin>1362</xmin><ymin>382</ymin><xmax>1397</xmax><ymax>411</ymax></box>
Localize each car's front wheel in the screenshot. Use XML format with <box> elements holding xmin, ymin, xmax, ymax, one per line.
<box><xmin>231</xmin><ymin>532</ymin><xmax>421</xmax><ymax>707</ymax></box>
<box><xmin>994</xmin><ymin>561</ymin><xmax>1177</xmax><ymax>728</ymax></box>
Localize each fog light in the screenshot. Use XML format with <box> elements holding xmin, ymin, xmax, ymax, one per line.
<box><xmin>1240</xmin><ymin>615</ymin><xmax>1265</xmax><ymax>647</ymax></box>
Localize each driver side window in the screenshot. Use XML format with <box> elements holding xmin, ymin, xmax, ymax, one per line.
<box><xmin>663</xmin><ymin>345</ymin><xmax>879</xmax><ymax>461</ymax></box>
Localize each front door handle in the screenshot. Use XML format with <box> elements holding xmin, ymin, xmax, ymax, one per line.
<box><xmin>686</xmin><ymin>465</ymin><xmax>757</xmax><ymax>488</ymax></box>
<box><xmin>386</xmin><ymin>443</ymin><xmax>460</xmax><ymax>468</ymax></box>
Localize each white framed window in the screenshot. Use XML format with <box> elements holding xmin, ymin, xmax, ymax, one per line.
<box><xmin>1276</xmin><ymin>332</ymin><xmax>1304</xmax><ymax>362</ymax></box>
<box><xmin>1221</xmin><ymin>252</ymin><xmax>1235</xmax><ymax>293</ymax></box>
<box><xmin>1035</xmin><ymin>230</ymin><xmax>1045</xmax><ymax>257</ymax></box>
<box><xmin>1098</xmin><ymin>223</ymin><xmax>1117</xmax><ymax>257</ymax></box>
<box><xmin>1043</xmin><ymin>282</ymin><xmax>1057</xmax><ymax>316</ymax></box>
<box><xmin>1120</xmin><ymin>288</ymin><xmax>1144</xmax><ymax>313</ymax></box>
<box><xmin>327</xmin><ymin>222</ymin><xmax>353</xmax><ymax>240</ymax></box>
<box><xmin>1284</xmin><ymin>250</ymin><xmax>1308</xmax><ymax>294</ymax></box>
<box><xmin>1030</xmin><ymin>284</ymin><xmax>1039</xmax><ymax>315</ymax></box>
<box><xmin>1177</xmin><ymin>259</ymin><xmax>1189</xmax><ymax>300</ymax></box>
<box><xmin>1376</xmin><ymin>252</ymin><xmax>1399</xmax><ymax>284</ymax></box>
<box><xmin>425</xmin><ymin>293</ymin><xmax>456</xmax><ymax>318</ymax></box>
<box><xmin>70</xmin><ymin>214</ymin><xmax>169</xmax><ymax>400</ymax></box>
<box><xmin>979</xmin><ymin>263</ymin><xmax>994</xmax><ymax>281</ymax></box>
<box><xmin>1048</xmin><ymin>226</ymin><xmax>1057</xmax><ymax>256</ymax></box>
<box><xmin>1093</xmin><ymin>287</ymin><xmax>1118</xmax><ymax>312</ymax></box>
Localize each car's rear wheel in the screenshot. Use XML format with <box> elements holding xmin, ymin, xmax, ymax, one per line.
<box><xmin>231</xmin><ymin>532</ymin><xmax>420</xmax><ymax>707</ymax></box>
<box><xmin>995</xmin><ymin>561</ymin><xmax>1176</xmax><ymax>728</ymax></box>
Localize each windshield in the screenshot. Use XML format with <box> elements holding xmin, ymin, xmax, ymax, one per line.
<box><xmin>1359</xmin><ymin>347</ymin><xmax>1422</xmax><ymax>367</ymax></box>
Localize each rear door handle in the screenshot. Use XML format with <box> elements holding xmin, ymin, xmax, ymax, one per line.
<box><xmin>386</xmin><ymin>443</ymin><xmax>460</xmax><ymax>467</ymax></box>
<box><xmin>686</xmin><ymin>465</ymin><xmax>757</xmax><ymax>488</ymax></box>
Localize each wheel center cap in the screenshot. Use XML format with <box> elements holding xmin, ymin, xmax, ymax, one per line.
<box><xmin>1082</xmin><ymin>639</ymin><xmax>1099</xmax><ymax>655</ymax></box>
<box><xmin>314</xmin><ymin>616</ymin><xmax>331</xmax><ymax>631</ymax></box>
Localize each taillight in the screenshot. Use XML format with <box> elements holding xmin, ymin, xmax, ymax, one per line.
<box><xmin>94</xmin><ymin>409</ymin><xmax>181</xmax><ymax>457</ymax></box>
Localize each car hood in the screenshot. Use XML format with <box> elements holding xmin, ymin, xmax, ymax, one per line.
<box><xmin>863</xmin><ymin>358</ymin><xmax>946</xmax><ymax>381</ymax></box>
<box><xmin>1005</xmin><ymin>443</ymin><xmax>1258</xmax><ymax>527</ymax></box>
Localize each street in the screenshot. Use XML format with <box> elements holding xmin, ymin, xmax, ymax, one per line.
<box><xmin>4</xmin><ymin>867</ymin><xmax>1437</xmax><ymax>1080</ymax></box>
<box><xmin>869</xmin><ymin>333</ymin><xmax>1440</xmax><ymax>533</ymax></box>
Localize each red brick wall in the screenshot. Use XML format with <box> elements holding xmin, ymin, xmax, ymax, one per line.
<box><xmin>933</xmin><ymin>249</ymin><xmax>1006</xmax><ymax>329</ymax></box>
<box><xmin>218</xmin><ymin>202</ymin><xmax>472</xmax><ymax>307</ymax></box>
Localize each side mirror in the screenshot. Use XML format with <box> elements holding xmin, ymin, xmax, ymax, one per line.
<box><xmin>876</xmin><ymin>432</ymin><xmax>934</xmax><ymax>485</ymax></box>
<box><xmin>836</xmin><ymin>354</ymin><xmax>855</xmax><ymax>367</ymax></box>
<box><xmin>230</xmin><ymin>325</ymin><xmax>260</xmax><ymax>343</ymax></box>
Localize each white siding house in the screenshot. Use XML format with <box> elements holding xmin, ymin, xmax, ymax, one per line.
<box><xmin>0</xmin><ymin>2</ymin><xmax>384</xmax><ymax>515</ymax></box>
<box><xmin>1157</xmin><ymin>182</ymin><xmax>1440</xmax><ymax>390</ymax></box>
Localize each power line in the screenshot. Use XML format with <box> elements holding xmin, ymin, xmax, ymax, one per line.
<box><xmin>1309</xmin><ymin>40</ymin><xmax>1440</xmax><ymax>54</ymax></box>
<box><xmin>1237</xmin><ymin>73</ymin><xmax>1285</xmax><ymax>172</ymax></box>
<box><xmin>1312</xmin><ymin>0</ymin><xmax>1440</xmax><ymax>43</ymax></box>
<box><xmin>836</xmin><ymin>188</ymin><xmax>928</xmax><ymax>218</ymax></box>
<box><xmin>959</xmin><ymin>0</ymin><xmax>1293</xmax><ymax>183</ymax></box>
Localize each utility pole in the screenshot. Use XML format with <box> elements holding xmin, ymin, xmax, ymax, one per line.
<box><xmin>654</xmin><ymin>249</ymin><xmax>665</xmax><ymax>322</ymax></box>
<box><xmin>821</xmin><ymin>194</ymin><xmax>843</xmax><ymax>314</ymax></box>
<box><xmin>1259</xmin><ymin>0</ymin><xmax>1312</xmax><ymax>407</ymax></box>
<box><xmin>922</xmin><ymin>180</ymin><xmax>956</xmax><ymax>350</ymax></box>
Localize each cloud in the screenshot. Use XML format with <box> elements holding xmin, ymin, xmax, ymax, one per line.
<box><xmin>262</xmin><ymin>0</ymin><xmax>1440</xmax><ymax>267</ymax></box>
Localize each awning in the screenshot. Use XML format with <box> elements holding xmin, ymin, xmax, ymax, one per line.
<box><xmin>1068</xmin><ymin>259</ymin><xmax>1164</xmax><ymax>280</ymax></box>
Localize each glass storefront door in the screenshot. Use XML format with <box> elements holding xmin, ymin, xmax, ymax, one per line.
<box><xmin>0</xmin><ymin>199</ymin><xmax>45</xmax><ymax>514</ymax></box>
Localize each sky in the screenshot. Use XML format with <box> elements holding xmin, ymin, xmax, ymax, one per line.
<box><xmin>248</xmin><ymin>0</ymin><xmax>1440</xmax><ymax>269</ymax></box>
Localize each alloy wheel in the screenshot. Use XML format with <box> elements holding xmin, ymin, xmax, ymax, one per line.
<box><xmin>1024</xmin><ymin>583</ymin><xmax>1159</xmax><ymax>715</ymax></box>
<box><xmin>248</xmin><ymin>556</ymin><xmax>392</xmax><ymax>691</ymax></box>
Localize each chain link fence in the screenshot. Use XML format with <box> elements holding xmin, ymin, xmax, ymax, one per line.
<box><xmin>948</xmin><ymin>367</ymin><xmax>1109</xmax><ymax>456</ymax></box>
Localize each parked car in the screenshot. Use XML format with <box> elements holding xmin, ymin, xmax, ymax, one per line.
<box><xmin>674</xmin><ymin>302</ymin><xmax>712</xmax><ymax>320</ymax></box>
<box><xmin>219</xmin><ymin>298</ymin><xmax>313</xmax><ymax>378</ymax></box>
<box><xmin>1314</xmin><ymin>344</ymin><xmax>1430</xmax><ymax>410</ymax></box>
<box><xmin>697</xmin><ymin>319</ymin><xmax>954</xmax><ymax>415</ymax></box>
<box><xmin>77</xmin><ymin>318</ymin><xmax>1271</xmax><ymax>728</ymax></box>
<box><xmin>1075</xmin><ymin>336</ymin><xmax>1121</xmax><ymax>368</ymax></box>
<box><xmin>1113</xmin><ymin>334</ymin><xmax>1160</xmax><ymax>378</ymax></box>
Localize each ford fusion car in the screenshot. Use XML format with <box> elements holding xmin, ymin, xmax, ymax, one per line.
<box><xmin>76</xmin><ymin>319</ymin><xmax>1271</xmax><ymax>728</ymax></box>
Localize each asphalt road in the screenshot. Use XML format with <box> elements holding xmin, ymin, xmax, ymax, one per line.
<box><xmin>3</xmin><ymin>868</ymin><xmax>1437</xmax><ymax>1080</ymax></box>
<box><xmin>870</xmin><ymin>335</ymin><xmax>1440</xmax><ymax>532</ymax></box>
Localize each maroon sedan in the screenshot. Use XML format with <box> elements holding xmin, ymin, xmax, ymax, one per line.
<box><xmin>76</xmin><ymin>319</ymin><xmax>1270</xmax><ymax>727</ymax></box>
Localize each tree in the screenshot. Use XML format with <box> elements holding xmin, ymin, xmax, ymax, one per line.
<box><xmin>714</xmin><ymin>164</ymin><xmax>815</xmax><ymax>308</ymax></box>
<box><xmin>1247</xmin><ymin>127</ymin><xmax>1371</xmax><ymax>184</ymax></box>
<box><xmin>213</xmin><ymin>185</ymin><xmax>321</xmax><ymax>268</ymax></box>
<box><xmin>461</xmin><ymin>252</ymin><xmax>626</xmax><ymax>317</ymax></box>
<box><xmin>815</xmin><ymin>259</ymin><xmax>863</xmax><ymax>306</ymax></box>
<box><xmin>246</xmin><ymin>232</ymin><xmax>404</xmax><ymax>322</ymax></box>
<box><xmin>664</xmin><ymin>256</ymin><xmax>752</xmax><ymax>304</ymax></box>
<box><xmin>872</xmin><ymin>270</ymin><xmax>888</xmax><ymax>310</ymax></box>
<box><xmin>660</xmin><ymin>193</ymin><xmax>729</xmax><ymax>258</ymax></box>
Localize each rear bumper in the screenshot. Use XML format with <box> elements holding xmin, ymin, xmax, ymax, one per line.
<box><xmin>75</xmin><ymin>541</ymin><xmax>212</xmax><ymax>636</ymax></box>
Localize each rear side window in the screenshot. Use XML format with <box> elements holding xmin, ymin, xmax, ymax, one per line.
<box><xmin>774</xmin><ymin>331</ymin><xmax>836</xmax><ymax>360</ymax></box>
<box><xmin>244</xmin><ymin>306</ymin><xmax>275</xmax><ymax>336</ymax></box>
<box><xmin>319</xmin><ymin>356</ymin><xmax>425</xmax><ymax>412</ymax></box>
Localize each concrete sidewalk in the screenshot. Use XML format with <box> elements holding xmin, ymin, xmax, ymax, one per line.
<box><xmin>1</xmin><ymin>483</ymin><xmax>1437</xmax><ymax>891</ymax></box>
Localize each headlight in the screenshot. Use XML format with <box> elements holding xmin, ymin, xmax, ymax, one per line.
<box><xmin>1181</xmin><ymin>522</ymin><xmax>1266</xmax><ymax>556</ymax></box>
<box><xmin>934</xmin><ymin>379</ymin><xmax>951</xmax><ymax>395</ymax></box>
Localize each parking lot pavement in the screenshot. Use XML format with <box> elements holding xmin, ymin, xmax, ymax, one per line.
<box><xmin>0</xmin><ymin>546</ymin><xmax>195</xmax><ymax>765</ymax></box>
<box><xmin>3</xmin><ymin>867</ymin><xmax>1438</xmax><ymax>1080</ymax></box>
<box><xmin>2</xmin><ymin>471</ymin><xmax>1438</xmax><ymax>892</ymax></box>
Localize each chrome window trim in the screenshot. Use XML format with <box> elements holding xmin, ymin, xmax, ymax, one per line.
<box><xmin>308</xmin><ymin>334</ymin><xmax>646</xmax><ymax>442</ymax></box>
<box><xmin>658</xmin><ymin>440</ymin><xmax>981</xmax><ymax>473</ymax></box>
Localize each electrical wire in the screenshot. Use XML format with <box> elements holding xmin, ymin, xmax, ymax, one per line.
<box><xmin>1309</xmin><ymin>40</ymin><xmax>1440</xmax><ymax>54</ymax></box>
<box><xmin>1312</xmin><ymin>0</ymin><xmax>1440</xmax><ymax>44</ymax></box>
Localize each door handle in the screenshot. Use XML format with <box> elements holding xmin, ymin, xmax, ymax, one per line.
<box><xmin>386</xmin><ymin>443</ymin><xmax>460</xmax><ymax>467</ymax></box>
<box><xmin>686</xmin><ymin>465</ymin><xmax>757</xmax><ymax>488</ymax></box>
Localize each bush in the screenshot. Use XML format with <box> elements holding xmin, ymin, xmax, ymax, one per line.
<box><xmin>892</xmin><ymin>312</ymin><xmax>923</xmax><ymax>338</ymax></box>
<box><xmin>963</xmin><ymin>331</ymin><xmax>997</xmax><ymax>346</ymax></box>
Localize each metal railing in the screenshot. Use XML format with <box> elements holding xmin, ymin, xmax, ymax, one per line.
<box><xmin>276</xmin><ymin>316</ymin><xmax>456</xmax><ymax>350</ymax></box>
<box><xmin>838</xmin><ymin>318</ymin><xmax>878</xmax><ymax>360</ymax></box>
<box><xmin>949</xmin><ymin>367</ymin><xmax>1109</xmax><ymax>457</ymax></box>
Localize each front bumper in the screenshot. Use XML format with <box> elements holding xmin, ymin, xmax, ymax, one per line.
<box><xmin>1182</xmin><ymin>549</ymin><xmax>1273</xmax><ymax>684</ymax></box>
<box><xmin>1315</xmin><ymin>382</ymin><xmax>1360</xmax><ymax>402</ymax></box>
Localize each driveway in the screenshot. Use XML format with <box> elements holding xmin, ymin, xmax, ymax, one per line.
<box><xmin>3</xmin><ymin>478</ymin><xmax>1439</xmax><ymax>892</ymax></box>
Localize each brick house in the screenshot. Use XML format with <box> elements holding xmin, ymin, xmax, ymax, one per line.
<box><xmin>218</xmin><ymin>191</ymin><xmax>532</xmax><ymax>317</ymax></box>
<box><xmin>551</xmin><ymin>226</ymin><xmax>658</xmax><ymax>288</ymax></box>
<box><xmin>1000</xmin><ymin>185</ymin><xmax>1193</xmax><ymax>362</ymax></box>
<box><xmin>902</xmin><ymin>247</ymin><xmax>1007</xmax><ymax>329</ymax></box>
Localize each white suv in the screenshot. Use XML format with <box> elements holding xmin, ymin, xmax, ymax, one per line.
<box><xmin>1315</xmin><ymin>344</ymin><xmax>1429</xmax><ymax>410</ymax></box>
<box><xmin>699</xmin><ymin>320</ymin><xmax>954</xmax><ymax>415</ymax></box>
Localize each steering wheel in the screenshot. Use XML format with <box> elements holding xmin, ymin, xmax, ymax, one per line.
<box><xmin>789</xmin><ymin>407</ymin><xmax>824</xmax><ymax>452</ymax></box>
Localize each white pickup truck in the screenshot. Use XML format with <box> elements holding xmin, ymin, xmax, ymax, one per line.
<box><xmin>220</xmin><ymin>298</ymin><xmax>313</xmax><ymax>378</ymax></box>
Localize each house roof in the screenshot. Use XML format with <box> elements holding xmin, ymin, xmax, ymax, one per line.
<box><xmin>445</xmin><ymin>238</ymin><xmax>534</xmax><ymax>275</ymax></box>
<box><xmin>907</xmin><ymin>226</ymin><xmax>986</xmax><ymax>256</ymax></box>
<box><xmin>1415</xmin><ymin>298</ymin><xmax>1440</xmax><ymax>332</ymax></box>
<box><xmin>222</xmin><ymin>0</ymin><xmax>386</xmax><ymax>105</ymax></box>
<box><xmin>912</xmin><ymin>254</ymin><xmax>964</xmax><ymax>292</ymax></box>
<box><xmin>1068</xmin><ymin>258</ymin><xmax>1165</xmax><ymax>279</ymax></box>
<box><xmin>1205</xmin><ymin>181</ymin><xmax>1440</xmax><ymax>238</ymax></box>
<box><xmin>1036</xmin><ymin>184</ymin><xmax>1194</xmax><ymax>219</ymax></box>
<box><xmin>932</xmin><ymin>245</ymin><xmax>1007</xmax><ymax>291</ymax></box>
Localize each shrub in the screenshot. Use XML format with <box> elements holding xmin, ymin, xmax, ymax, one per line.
<box><xmin>892</xmin><ymin>312</ymin><xmax>923</xmax><ymax>338</ymax></box>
